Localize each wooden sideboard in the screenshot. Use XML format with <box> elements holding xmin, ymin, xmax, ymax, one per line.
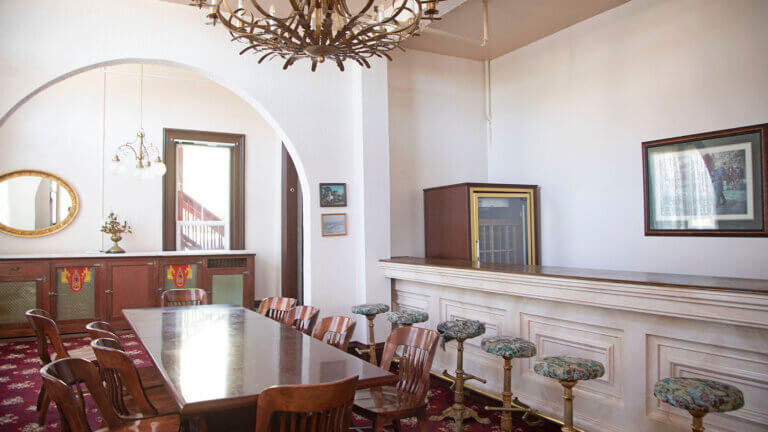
<box><xmin>0</xmin><ymin>251</ymin><xmax>255</xmax><ymax>338</ymax></box>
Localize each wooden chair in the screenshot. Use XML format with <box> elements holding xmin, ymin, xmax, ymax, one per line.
<box><xmin>254</xmin><ymin>376</ymin><xmax>358</xmax><ymax>432</ymax></box>
<box><xmin>91</xmin><ymin>338</ymin><xmax>177</xmax><ymax>417</ymax></box>
<box><xmin>40</xmin><ymin>357</ymin><xmax>180</xmax><ymax>432</ymax></box>
<box><xmin>353</xmin><ymin>326</ymin><xmax>440</xmax><ymax>432</ymax></box>
<box><xmin>281</xmin><ymin>305</ymin><xmax>320</xmax><ymax>335</ymax></box>
<box><xmin>26</xmin><ymin>309</ymin><xmax>96</xmax><ymax>426</ymax></box>
<box><xmin>257</xmin><ymin>296</ymin><xmax>297</xmax><ymax>322</ymax></box>
<box><xmin>161</xmin><ymin>288</ymin><xmax>208</xmax><ymax>307</ymax></box>
<box><xmin>86</xmin><ymin>321</ymin><xmax>122</xmax><ymax>347</ymax></box>
<box><xmin>86</xmin><ymin>321</ymin><xmax>163</xmax><ymax>390</ymax></box>
<box><xmin>311</xmin><ymin>316</ymin><xmax>357</xmax><ymax>351</ymax></box>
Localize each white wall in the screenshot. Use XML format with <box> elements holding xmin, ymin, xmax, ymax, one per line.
<box><xmin>489</xmin><ymin>0</ymin><xmax>768</xmax><ymax>278</ymax></box>
<box><xmin>0</xmin><ymin>64</ymin><xmax>282</xmax><ymax>298</ymax></box>
<box><xmin>0</xmin><ymin>0</ymin><xmax>392</xmax><ymax>317</ymax></box>
<box><xmin>388</xmin><ymin>50</ymin><xmax>488</xmax><ymax>257</ymax></box>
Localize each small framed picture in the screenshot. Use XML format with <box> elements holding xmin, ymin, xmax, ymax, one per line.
<box><xmin>642</xmin><ymin>123</ymin><xmax>767</xmax><ymax>236</ymax></box>
<box><xmin>322</xmin><ymin>213</ymin><xmax>347</xmax><ymax>236</ymax></box>
<box><xmin>320</xmin><ymin>183</ymin><xmax>347</xmax><ymax>207</ymax></box>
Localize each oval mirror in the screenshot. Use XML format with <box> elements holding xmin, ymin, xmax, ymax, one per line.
<box><xmin>0</xmin><ymin>170</ymin><xmax>79</xmax><ymax>237</ymax></box>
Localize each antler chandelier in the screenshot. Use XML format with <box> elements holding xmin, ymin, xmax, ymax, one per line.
<box><xmin>190</xmin><ymin>0</ymin><xmax>445</xmax><ymax>71</ymax></box>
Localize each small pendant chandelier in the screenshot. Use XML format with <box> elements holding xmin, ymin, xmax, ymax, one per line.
<box><xmin>109</xmin><ymin>65</ymin><xmax>167</xmax><ymax>180</ymax></box>
<box><xmin>190</xmin><ymin>0</ymin><xmax>445</xmax><ymax>71</ymax></box>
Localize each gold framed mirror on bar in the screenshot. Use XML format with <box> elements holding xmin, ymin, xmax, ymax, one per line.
<box><xmin>470</xmin><ymin>186</ymin><xmax>538</xmax><ymax>265</ymax></box>
<box><xmin>0</xmin><ymin>169</ymin><xmax>79</xmax><ymax>238</ymax></box>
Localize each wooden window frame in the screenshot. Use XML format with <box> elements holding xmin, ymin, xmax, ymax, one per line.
<box><xmin>162</xmin><ymin>128</ymin><xmax>245</xmax><ymax>251</ymax></box>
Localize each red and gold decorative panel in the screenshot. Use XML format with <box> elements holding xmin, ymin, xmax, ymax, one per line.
<box><xmin>55</xmin><ymin>267</ymin><xmax>95</xmax><ymax>320</ymax></box>
<box><xmin>163</xmin><ymin>264</ymin><xmax>199</xmax><ymax>290</ymax></box>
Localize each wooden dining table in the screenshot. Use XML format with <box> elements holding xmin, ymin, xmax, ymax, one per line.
<box><xmin>123</xmin><ymin>304</ymin><xmax>398</xmax><ymax>422</ymax></box>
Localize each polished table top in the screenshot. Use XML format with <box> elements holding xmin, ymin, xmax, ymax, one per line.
<box><xmin>123</xmin><ymin>305</ymin><xmax>397</xmax><ymax>415</ymax></box>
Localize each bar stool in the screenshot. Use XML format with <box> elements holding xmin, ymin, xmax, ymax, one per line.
<box><xmin>431</xmin><ymin>319</ymin><xmax>489</xmax><ymax>432</ymax></box>
<box><xmin>653</xmin><ymin>377</ymin><xmax>744</xmax><ymax>432</ymax></box>
<box><xmin>384</xmin><ymin>309</ymin><xmax>429</xmax><ymax>327</ymax></box>
<box><xmin>481</xmin><ymin>336</ymin><xmax>541</xmax><ymax>431</ymax></box>
<box><xmin>534</xmin><ymin>356</ymin><xmax>605</xmax><ymax>432</ymax></box>
<box><xmin>351</xmin><ymin>303</ymin><xmax>390</xmax><ymax>365</ymax></box>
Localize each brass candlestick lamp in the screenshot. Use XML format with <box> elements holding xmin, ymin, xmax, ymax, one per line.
<box><xmin>100</xmin><ymin>212</ymin><xmax>132</xmax><ymax>254</ymax></box>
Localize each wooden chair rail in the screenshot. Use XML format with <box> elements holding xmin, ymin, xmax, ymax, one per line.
<box><xmin>255</xmin><ymin>376</ymin><xmax>359</xmax><ymax>432</ymax></box>
<box><xmin>41</xmin><ymin>357</ymin><xmax>180</xmax><ymax>432</ymax></box>
<box><xmin>258</xmin><ymin>296</ymin><xmax>297</xmax><ymax>322</ymax></box>
<box><xmin>282</xmin><ymin>305</ymin><xmax>320</xmax><ymax>335</ymax></box>
<box><xmin>312</xmin><ymin>316</ymin><xmax>356</xmax><ymax>351</ymax></box>
<box><xmin>161</xmin><ymin>288</ymin><xmax>209</xmax><ymax>307</ymax></box>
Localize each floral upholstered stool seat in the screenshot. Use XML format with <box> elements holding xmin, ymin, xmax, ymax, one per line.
<box><xmin>384</xmin><ymin>309</ymin><xmax>429</xmax><ymax>327</ymax></box>
<box><xmin>351</xmin><ymin>303</ymin><xmax>390</xmax><ymax>365</ymax></box>
<box><xmin>653</xmin><ymin>377</ymin><xmax>744</xmax><ymax>432</ymax></box>
<box><xmin>430</xmin><ymin>320</ymin><xmax>489</xmax><ymax>432</ymax></box>
<box><xmin>534</xmin><ymin>356</ymin><xmax>605</xmax><ymax>432</ymax></box>
<box><xmin>480</xmin><ymin>337</ymin><xmax>541</xmax><ymax>431</ymax></box>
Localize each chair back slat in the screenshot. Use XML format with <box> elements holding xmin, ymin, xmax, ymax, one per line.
<box><xmin>282</xmin><ymin>305</ymin><xmax>320</xmax><ymax>335</ymax></box>
<box><xmin>258</xmin><ymin>297</ymin><xmax>297</xmax><ymax>322</ymax></box>
<box><xmin>40</xmin><ymin>358</ymin><xmax>127</xmax><ymax>431</ymax></box>
<box><xmin>380</xmin><ymin>326</ymin><xmax>440</xmax><ymax>399</ymax></box>
<box><xmin>26</xmin><ymin>309</ymin><xmax>68</xmax><ymax>365</ymax></box>
<box><xmin>254</xmin><ymin>376</ymin><xmax>358</xmax><ymax>432</ymax></box>
<box><xmin>311</xmin><ymin>316</ymin><xmax>356</xmax><ymax>351</ymax></box>
<box><xmin>161</xmin><ymin>288</ymin><xmax>208</xmax><ymax>307</ymax></box>
<box><xmin>91</xmin><ymin>338</ymin><xmax>158</xmax><ymax>416</ymax></box>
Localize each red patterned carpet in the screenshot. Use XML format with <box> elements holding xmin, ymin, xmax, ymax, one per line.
<box><xmin>0</xmin><ymin>335</ymin><xmax>560</xmax><ymax>432</ymax></box>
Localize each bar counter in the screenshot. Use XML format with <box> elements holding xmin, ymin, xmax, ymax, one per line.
<box><xmin>379</xmin><ymin>257</ymin><xmax>768</xmax><ymax>432</ymax></box>
<box><xmin>381</xmin><ymin>256</ymin><xmax>768</xmax><ymax>294</ymax></box>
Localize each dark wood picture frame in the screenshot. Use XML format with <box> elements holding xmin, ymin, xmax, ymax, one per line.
<box><xmin>319</xmin><ymin>183</ymin><xmax>347</xmax><ymax>207</ymax></box>
<box><xmin>321</xmin><ymin>213</ymin><xmax>347</xmax><ymax>237</ymax></box>
<box><xmin>162</xmin><ymin>128</ymin><xmax>246</xmax><ymax>250</ymax></box>
<box><xmin>642</xmin><ymin>123</ymin><xmax>768</xmax><ymax>237</ymax></box>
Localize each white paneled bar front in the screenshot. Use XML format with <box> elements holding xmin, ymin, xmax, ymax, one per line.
<box><xmin>379</xmin><ymin>258</ymin><xmax>768</xmax><ymax>432</ymax></box>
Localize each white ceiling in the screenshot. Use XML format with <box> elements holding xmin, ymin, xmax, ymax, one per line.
<box><xmin>405</xmin><ymin>0</ymin><xmax>630</xmax><ymax>60</ymax></box>
<box><xmin>162</xmin><ymin>0</ymin><xmax>630</xmax><ymax>61</ymax></box>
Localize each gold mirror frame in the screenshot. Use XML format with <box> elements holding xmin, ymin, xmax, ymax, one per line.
<box><xmin>0</xmin><ymin>169</ymin><xmax>80</xmax><ymax>238</ymax></box>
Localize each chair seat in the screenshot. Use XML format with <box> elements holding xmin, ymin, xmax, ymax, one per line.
<box><xmin>68</xmin><ymin>345</ymin><xmax>97</xmax><ymax>362</ymax></box>
<box><xmin>137</xmin><ymin>366</ymin><xmax>165</xmax><ymax>389</ymax></box>
<box><xmin>481</xmin><ymin>336</ymin><xmax>536</xmax><ymax>359</ymax></box>
<box><xmin>533</xmin><ymin>356</ymin><xmax>605</xmax><ymax>382</ymax></box>
<box><xmin>436</xmin><ymin>319</ymin><xmax>485</xmax><ymax>348</ymax></box>
<box><xmin>95</xmin><ymin>414</ymin><xmax>181</xmax><ymax>432</ymax></box>
<box><xmin>385</xmin><ymin>310</ymin><xmax>428</xmax><ymax>325</ymax></box>
<box><xmin>123</xmin><ymin>384</ymin><xmax>179</xmax><ymax>416</ymax></box>
<box><xmin>353</xmin><ymin>386</ymin><xmax>426</xmax><ymax>417</ymax></box>
<box><xmin>654</xmin><ymin>377</ymin><xmax>745</xmax><ymax>413</ymax></box>
<box><xmin>352</xmin><ymin>303</ymin><xmax>390</xmax><ymax>316</ymax></box>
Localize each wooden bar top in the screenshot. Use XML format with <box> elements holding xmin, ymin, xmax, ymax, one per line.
<box><xmin>124</xmin><ymin>305</ymin><xmax>397</xmax><ymax>416</ymax></box>
<box><xmin>381</xmin><ymin>257</ymin><xmax>768</xmax><ymax>294</ymax></box>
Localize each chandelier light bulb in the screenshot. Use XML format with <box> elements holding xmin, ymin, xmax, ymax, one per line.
<box><xmin>151</xmin><ymin>158</ymin><xmax>168</xmax><ymax>177</ymax></box>
<box><xmin>109</xmin><ymin>155</ymin><xmax>126</xmax><ymax>174</ymax></box>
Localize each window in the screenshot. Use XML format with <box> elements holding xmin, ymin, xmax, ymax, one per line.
<box><xmin>163</xmin><ymin>129</ymin><xmax>244</xmax><ymax>251</ymax></box>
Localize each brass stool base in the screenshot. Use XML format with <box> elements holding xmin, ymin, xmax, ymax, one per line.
<box><xmin>430</xmin><ymin>339</ymin><xmax>489</xmax><ymax>432</ymax></box>
<box><xmin>431</xmin><ymin>404</ymin><xmax>490</xmax><ymax>432</ymax></box>
<box><xmin>484</xmin><ymin>357</ymin><xmax>542</xmax><ymax>432</ymax></box>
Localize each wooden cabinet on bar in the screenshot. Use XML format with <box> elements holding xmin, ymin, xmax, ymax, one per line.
<box><xmin>0</xmin><ymin>251</ymin><xmax>255</xmax><ymax>338</ymax></box>
<box><xmin>424</xmin><ymin>183</ymin><xmax>540</xmax><ymax>265</ymax></box>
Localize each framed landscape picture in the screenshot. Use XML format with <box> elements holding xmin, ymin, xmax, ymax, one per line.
<box><xmin>322</xmin><ymin>213</ymin><xmax>347</xmax><ymax>236</ymax></box>
<box><xmin>319</xmin><ymin>183</ymin><xmax>347</xmax><ymax>207</ymax></box>
<box><xmin>642</xmin><ymin>123</ymin><xmax>768</xmax><ymax>236</ymax></box>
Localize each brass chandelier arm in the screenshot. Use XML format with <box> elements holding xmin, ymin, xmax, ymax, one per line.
<box><xmin>199</xmin><ymin>0</ymin><xmax>442</xmax><ymax>71</ymax></box>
